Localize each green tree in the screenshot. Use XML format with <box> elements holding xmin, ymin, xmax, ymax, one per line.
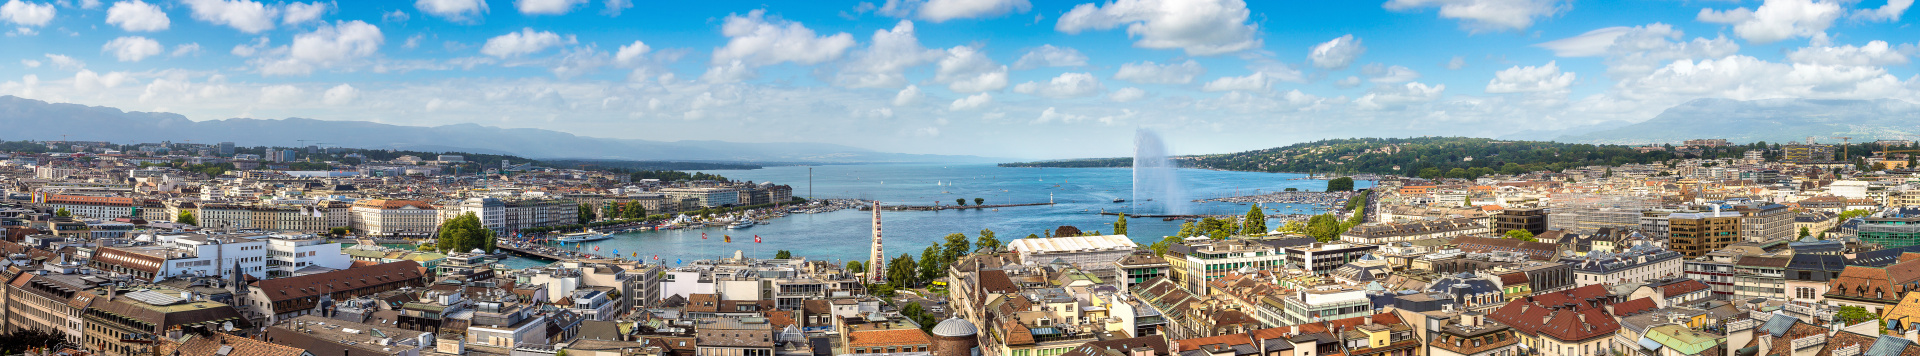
<box><xmin>1504</xmin><ymin>229</ymin><xmax>1537</xmax><ymax>242</ymax></box>
<box><xmin>436</xmin><ymin>212</ymin><xmax>496</xmax><ymax>253</ymax></box>
<box><xmin>1305</xmin><ymin>214</ymin><xmax>1343</xmax><ymax>242</ymax></box>
<box><xmin>54</xmin><ymin>208</ymin><xmax>70</xmax><ymax>218</ymax></box>
<box><xmin>1242</xmin><ymin>206</ymin><xmax>1267</xmax><ymax>236</ymax></box>
<box><xmin>329</xmin><ymin>227</ymin><xmax>350</xmax><ymax>236</ymax></box>
<box><xmin>920</xmin><ymin>245</ymin><xmax>944</xmax><ymax>283</ymax></box>
<box><xmin>975</xmin><ymin>229</ymin><xmax>1002</xmax><ymax>252</ymax></box>
<box><xmin>1284</xmin><ymin>187</ymin><xmax>1298</xmax><ymax>192</ymax></box>
<box><xmin>0</xmin><ymin>328</ymin><xmax>64</xmax><ymax>354</ymax></box>
<box><xmin>775</xmin><ymin>250</ymin><xmax>793</xmax><ymax>259</ymax></box>
<box><xmin>1196</xmin><ymin>217</ymin><xmax>1238</xmax><ymax>239</ymax></box>
<box><xmin>176</xmin><ymin>210</ymin><xmax>197</xmax><ymax>225</ymax></box>
<box><xmin>1800</xmin><ymin>226</ymin><xmax>1812</xmax><ymax>239</ymax></box>
<box><xmin>1025</xmin><ymin>233</ymin><xmax>1040</xmax><ymax>239</ymax></box>
<box><xmin>1176</xmin><ymin>221</ymin><xmax>1200</xmax><ymax>238</ymax></box>
<box><xmin>1113</xmin><ymin>215</ymin><xmax>1129</xmax><ymax>236</ymax></box>
<box><xmin>1150</xmin><ymin>235</ymin><xmax>1183</xmax><ymax>256</ymax></box>
<box><xmin>576</xmin><ymin>203</ymin><xmax>596</xmax><ymax>224</ymax></box>
<box><xmin>1838</xmin><ymin>306</ymin><xmax>1878</xmax><ymax>325</ymax></box>
<box><xmin>887</xmin><ymin>253</ymin><xmax>919</xmax><ymax>288</ymax></box>
<box><xmin>1326</xmin><ymin>177</ymin><xmax>1355</xmax><ymax>192</ymax></box>
<box><xmin>975</xmin><ymin>198</ymin><xmax>985</xmax><ymax>206</ymax></box>
<box><xmin>942</xmin><ymin>233</ymin><xmax>972</xmax><ymax>265</ymax></box>
<box><xmin>1277</xmin><ymin>220</ymin><xmax>1307</xmax><ymax>235</ymax></box>
<box><xmin>955</xmin><ymin>198</ymin><xmax>967</xmax><ymax>206</ymax></box>
<box><xmin>846</xmin><ymin>260</ymin><xmax>864</xmax><ymax>274</ymax></box>
<box><xmin>625</xmin><ymin>202</ymin><xmax>647</xmax><ymax>219</ymax></box>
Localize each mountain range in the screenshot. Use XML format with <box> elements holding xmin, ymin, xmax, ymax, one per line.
<box><xmin>0</xmin><ymin>96</ymin><xmax>995</xmax><ymax>163</ymax></box>
<box><xmin>1555</xmin><ymin>98</ymin><xmax>1920</xmax><ymax>145</ymax></box>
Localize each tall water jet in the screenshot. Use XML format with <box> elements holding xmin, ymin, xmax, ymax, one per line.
<box><xmin>1133</xmin><ymin>129</ymin><xmax>1187</xmax><ymax>215</ymax></box>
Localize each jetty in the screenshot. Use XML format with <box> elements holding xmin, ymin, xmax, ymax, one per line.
<box><xmin>498</xmin><ymin>243</ymin><xmax>572</xmax><ymax>261</ymax></box>
<box><xmin>860</xmin><ymin>202</ymin><xmax>1054</xmax><ymax>212</ymax></box>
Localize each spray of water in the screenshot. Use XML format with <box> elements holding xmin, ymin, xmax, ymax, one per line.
<box><xmin>1133</xmin><ymin>129</ymin><xmax>1187</xmax><ymax>215</ymax></box>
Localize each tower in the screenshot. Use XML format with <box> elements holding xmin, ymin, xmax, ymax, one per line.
<box><xmin>869</xmin><ymin>201</ymin><xmax>884</xmax><ymax>282</ymax></box>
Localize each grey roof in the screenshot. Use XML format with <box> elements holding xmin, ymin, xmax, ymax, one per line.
<box><xmin>931</xmin><ymin>318</ymin><xmax>978</xmax><ymax>337</ymax></box>
<box><xmin>1761</xmin><ymin>313</ymin><xmax>1799</xmax><ymax>338</ymax></box>
<box><xmin>1867</xmin><ymin>335</ymin><xmax>1915</xmax><ymax>356</ymax></box>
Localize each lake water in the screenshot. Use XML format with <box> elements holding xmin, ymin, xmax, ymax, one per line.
<box><xmin>498</xmin><ymin>164</ymin><xmax>1370</xmax><ymax>269</ymax></box>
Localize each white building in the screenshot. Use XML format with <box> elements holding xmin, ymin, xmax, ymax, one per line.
<box><xmin>349</xmin><ymin>199</ymin><xmax>439</xmax><ymax>237</ymax></box>
<box><xmin>661</xmin><ymin>269</ymin><xmax>716</xmax><ymax>301</ymax></box>
<box><xmin>1831</xmin><ymin>180</ymin><xmax>1870</xmax><ymax>199</ymax></box>
<box><xmin>1005</xmin><ymin>234</ymin><xmax>1139</xmax><ymax>270</ymax></box>
<box><xmin>91</xmin><ymin>233</ymin><xmax>272</xmax><ymax>282</ymax></box>
<box><xmin>264</xmin><ymin>233</ymin><xmax>352</xmax><ymax>277</ymax></box>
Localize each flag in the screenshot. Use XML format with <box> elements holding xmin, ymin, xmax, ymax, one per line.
<box><xmin>653</xmin><ymin>254</ymin><xmax>660</xmax><ymax>260</ymax></box>
<box><xmin>754</xmin><ymin>235</ymin><xmax>761</xmax><ymax>243</ymax></box>
<box><xmin>724</xmin><ymin>235</ymin><xmax>732</xmax><ymax>243</ymax></box>
<box><xmin>594</xmin><ymin>245</ymin><xmax>601</xmax><ymax>252</ymax></box>
<box><xmin>702</xmin><ymin>232</ymin><xmax>708</xmax><ymax>239</ymax></box>
<box><xmin>676</xmin><ymin>258</ymin><xmax>682</xmax><ymax>265</ymax></box>
<box><xmin>612</xmin><ymin>249</ymin><xmax>620</xmax><ymax>256</ymax></box>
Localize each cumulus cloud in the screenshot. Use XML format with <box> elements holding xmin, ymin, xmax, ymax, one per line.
<box><xmin>322</xmin><ymin>83</ymin><xmax>358</xmax><ymax>105</ymax></box>
<box><xmin>711</xmin><ymin>10</ymin><xmax>856</xmax><ymax>66</ymax></box>
<box><xmin>1013</xmin><ymin>72</ymin><xmax>1103</xmax><ymax>98</ymax></box>
<box><xmin>602</xmin><ymin>0</ymin><xmax>631</xmax><ymax>16</ymax></box>
<box><xmin>893</xmin><ymin>85</ymin><xmax>923</xmax><ymax>106</ymax></box>
<box><xmin>1614</xmin><ymin>55</ymin><xmax>1907</xmax><ymax>101</ymax></box>
<box><xmin>172</xmin><ymin>43</ymin><xmax>202</xmax><ymax>56</ymax></box>
<box><xmin>949</xmin><ymin>92</ymin><xmax>991</xmax><ymax>110</ymax></box>
<box><xmin>44</xmin><ymin>53</ymin><xmax>83</xmax><ymax>69</ymax></box>
<box><xmin>1786</xmin><ymin>41</ymin><xmax>1909</xmax><ymax>66</ymax></box>
<box><xmin>1</xmin><ymin>0</ymin><xmax>55</xmax><ymax>28</ymax></box>
<box><xmin>1056</xmin><ymin>0</ymin><xmax>1261</xmax><ymax>56</ymax></box>
<box><xmin>102</xmin><ymin>36</ymin><xmax>162</xmax><ymax>62</ymax></box>
<box><xmin>1485</xmin><ymin>61</ymin><xmax>1575</xmax><ymax>94</ymax></box>
<box><xmin>1011</xmin><ymin>44</ymin><xmax>1087</xmax><ymax>70</ymax></box>
<box><xmin>1383</xmin><ymin>0</ymin><xmax>1569</xmax><ymax>32</ymax></box>
<box><xmin>1852</xmin><ymin>0</ymin><xmax>1913</xmax><ymax>22</ymax></box>
<box><xmin>1335</xmin><ymin>76</ymin><xmax>1361</xmax><ymax>88</ymax></box>
<box><xmin>282</xmin><ymin>2</ymin><xmax>327</xmax><ymax>25</ymax></box>
<box><xmin>73</xmin><ymin>69</ymin><xmax>131</xmax><ymax>92</ymax></box>
<box><xmin>878</xmin><ymin>0</ymin><xmax>1031</xmax><ymax>22</ymax></box>
<box><xmin>259</xmin><ymin>84</ymin><xmax>303</xmax><ymax>105</ymax></box>
<box><xmin>255</xmin><ymin>20</ymin><xmax>385</xmax><ymax>75</ymax></box>
<box><xmin>1113</xmin><ymin>59</ymin><xmax>1204</xmax><ymax>84</ymax></box>
<box><xmin>516</xmin><ymin>0</ymin><xmax>587</xmax><ymax>15</ymax></box>
<box><xmin>106</xmin><ymin>0</ymin><xmax>169</xmax><ymax>31</ymax></box>
<box><xmin>480</xmin><ymin>28</ymin><xmax>571</xmax><ymax>58</ymax></box>
<box><xmin>383</xmin><ymin>9</ymin><xmax>408</xmax><ymax>22</ymax></box>
<box><xmin>182</xmin><ymin>0</ymin><xmax>277</xmax><ymax>33</ymax></box>
<box><xmin>834</xmin><ymin>20</ymin><xmax>942</xmax><ymax>88</ymax></box>
<box><xmin>1362</xmin><ymin>64</ymin><xmax>1419</xmax><ymax>83</ymax></box>
<box><xmin>613</xmin><ymin>40</ymin><xmax>650</xmax><ymax>66</ymax></box>
<box><xmin>1596</xmin><ymin>23</ymin><xmax>1740</xmax><ymax>78</ymax></box>
<box><xmin>1033</xmin><ymin>107</ymin><xmax>1089</xmax><ymax>124</ymax></box>
<box><xmin>1355</xmin><ymin>82</ymin><xmax>1444</xmax><ymax>110</ymax></box>
<box><xmin>1309</xmin><ymin>35</ymin><xmax>1365</xmax><ymax>70</ymax></box>
<box><xmin>1534</xmin><ymin>26</ymin><xmax>1634</xmax><ymax>57</ymax></box>
<box><xmin>700</xmin><ymin>60</ymin><xmax>753</xmax><ymax>83</ymax></box>
<box><xmin>1447</xmin><ymin>56</ymin><xmax>1466</xmax><ymax>70</ymax></box>
<box><xmin>933</xmin><ymin>45</ymin><xmax>1009</xmax><ymax>93</ymax></box>
<box><xmin>1697</xmin><ymin>0</ymin><xmax>1843</xmax><ymax>44</ymax></box>
<box><xmin>1108</xmin><ymin>87</ymin><xmax>1146</xmax><ymax>102</ymax></box>
<box><xmin>19</xmin><ymin>59</ymin><xmax>39</xmax><ymax>68</ymax></box>
<box><xmin>414</xmin><ymin>0</ymin><xmax>487</xmax><ymax>22</ymax></box>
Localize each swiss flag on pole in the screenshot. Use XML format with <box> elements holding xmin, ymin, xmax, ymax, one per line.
<box><xmin>702</xmin><ymin>232</ymin><xmax>708</xmax><ymax>239</ymax></box>
<box><xmin>754</xmin><ymin>235</ymin><xmax>762</xmax><ymax>243</ymax></box>
<box><xmin>593</xmin><ymin>245</ymin><xmax>600</xmax><ymax>252</ymax></box>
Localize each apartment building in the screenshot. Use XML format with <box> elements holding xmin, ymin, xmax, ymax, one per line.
<box><xmin>263</xmin><ymin>233</ymin><xmax>351</xmax><ymax>277</ymax></box>
<box><xmin>349</xmin><ymin>199</ymin><xmax>438</xmax><ymax>237</ymax></box>
<box><xmin>1666</xmin><ymin>211</ymin><xmax>1742</xmax><ymax>258</ymax></box>
<box><xmin>1732</xmin><ymin>203</ymin><xmax>1794</xmax><ymax>242</ymax></box>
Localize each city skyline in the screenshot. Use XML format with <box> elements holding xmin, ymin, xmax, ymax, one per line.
<box><xmin>2</xmin><ymin>0</ymin><xmax>1918</xmax><ymax>159</ymax></box>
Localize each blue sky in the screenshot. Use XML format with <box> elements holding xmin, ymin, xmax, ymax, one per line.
<box><xmin>2</xmin><ymin>0</ymin><xmax>1917</xmax><ymax>159</ymax></box>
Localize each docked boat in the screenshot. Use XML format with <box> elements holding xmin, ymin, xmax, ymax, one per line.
<box><xmin>727</xmin><ymin>220</ymin><xmax>757</xmax><ymax>229</ymax></box>
<box><xmin>1113</xmin><ymin>198</ymin><xmax>1126</xmax><ymax>203</ymax></box>
<box><xmin>554</xmin><ymin>230</ymin><xmax>613</xmax><ymax>243</ymax></box>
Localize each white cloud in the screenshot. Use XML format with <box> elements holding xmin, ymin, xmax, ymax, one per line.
<box><xmin>1</xmin><ymin>0</ymin><xmax>55</xmax><ymax>27</ymax></box>
<box><xmin>481</xmin><ymin>28</ymin><xmax>570</xmax><ymax>58</ymax></box>
<box><xmin>1614</xmin><ymin>55</ymin><xmax>1907</xmax><ymax>101</ymax></box>
<box><xmin>44</xmin><ymin>53</ymin><xmax>82</xmax><ymax>69</ymax></box>
<box><xmin>383</xmin><ymin>9</ymin><xmax>409</xmax><ymax>22</ymax></box>
<box><xmin>182</xmin><ymin>0</ymin><xmax>277</xmax><ymax>33</ymax></box>
<box><xmin>614</xmin><ymin>40</ymin><xmax>650</xmax><ymax>66</ymax></box>
<box><xmin>1362</xmin><ymin>64</ymin><xmax>1419</xmax><ymax>83</ymax></box>
<box><xmin>1334</xmin><ymin>76</ymin><xmax>1361</xmax><ymax>88</ymax></box>
<box><xmin>1200</xmin><ymin>64</ymin><xmax>1305</xmax><ymax>92</ymax></box>
<box><xmin>230</xmin><ymin>37</ymin><xmax>269</xmax><ymax>57</ymax></box>
<box><xmin>73</xmin><ymin>69</ymin><xmax>131</xmax><ymax>92</ymax></box>
<box><xmin>1109</xmin><ymin>87</ymin><xmax>1146</xmax><ymax>102</ymax></box>
<box><xmin>879</xmin><ymin>0</ymin><xmax>1031</xmax><ymax>22</ymax></box>
<box><xmin>1534</xmin><ymin>26</ymin><xmax>1633</xmax><ymax>57</ymax></box>
<box><xmin>282</xmin><ymin>2</ymin><xmax>327</xmax><ymax>25</ymax></box>
<box><xmin>1697</xmin><ymin>0</ymin><xmax>1843</xmax><ymax>44</ymax></box>
<box><xmin>19</xmin><ymin>59</ymin><xmax>39</xmax><ymax>68</ymax></box>
<box><xmin>1011</xmin><ymin>44</ymin><xmax>1087</xmax><ymax>70</ymax></box>
<box><xmin>1308</xmin><ymin>35</ymin><xmax>1364</xmax><ymax>70</ymax></box>
<box><xmin>79</xmin><ymin>0</ymin><xmax>100</xmax><ymax>9</ymax></box>
<box><xmin>516</xmin><ymin>0</ymin><xmax>587</xmax><ymax>15</ymax></box>
<box><xmin>1786</xmin><ymin>40</ymin><xmax>1909</xmax><ymax>66</ymax></box>
<box><xmin>259</xmin><ymin>84</ymin><xmax>303</xmax><ymax>105</ymax></box>
<box><xmin>1446</xmin><ymin>56</ymin><xmax>1466</xmax><ymax>70</ymax></box>
<box><xmin>102</xmin><ymin>36</ymin><xmax>162</xmax><ymax>62</ymax></box>
<box><xmin>414</xmin><ymin>0</ymin><xmax>487</xmax><ymax>22</ymax></box>
<box><xmin>1056</xmin><ymin>0</ymin><xmax>1261</xmax><ymax>55</ymax></box>
<box><xmin>171</xmin><ymin>43</ymin><xmax>202</xmax><ymax>56</ymax></box>
<box><xmin>1033</xmin><ymin>107</ymin><xmax>1089</xmax><ymax>124</ymax></box>
<box><xmin>1383</xmin><ymin>0</ymin><xmax>1569</xmax><ymax>32</ymax></box>
<box><xmin>1355</xmin><ymin>82</ymin><xmax>1444</xmax><ymax>110</ymax></box>
<box><xmin>602</xmin><ymin>0</ymin><xmax>631</xmax><ymax>16</ymax></box>
<box><xmin>700</xmin><ymin>59</ymin><xmax>753</xmax><ymax>83</ymax></box>
<box><xmin>834</xmin><ymin>20</ymin><xmax>942</xmax><ymax>88</ymax></box>
<box><xmin>256</xmin><ymin>20</ymin><xmax>385</xmax><ymax>75</ymax></box>
<box><xmin>322</xmin><ymin>83</ymin><xmax>357</xmax><ymax>105</ymax></box>
<box><xmin>893</xmin><ymin>85</ymin><xmax>923</xmax><ymax>106</ymax></box>
<box><xmin>1013</xmin><ymin>72</ymin><xmax>1103</xmax><ymax>98</ymax></box>
<box><xmin>1852</xmin><ymin>0</ymin><xmax>1912</xmax><ymax>22</ymax></box>
<box><xmin>105</xmin><ymin>0</ymin><xmax>169</xmax><ymax>32</ymax></box>
<box><xmin>1113</xmin><ymin>59</ymin><xmax>1204</xmax><ymax>84</ymax></box>
<box><xmin>712</xmin><ymin>10</ymin><xmax>856</xmax><ymax>66</ymax></box>
<box><xmin>1598</xmin><ymin>23</ymin><xmax>1740</xmax><ymax>78</ymax></box>
<box><xmin>949</xmin><ymin>92</ymin><xmax>991</xmax><ymax>110</ymax></box>
<box><xmin>933</xmin><ymin>45</ymin><xmax>1008</xmax><ymax>93</ymax></box>
<box><xmin>1486</xmin><ymin>61</ymin><xmax>1575</xmax><ymax>94</ymax></box>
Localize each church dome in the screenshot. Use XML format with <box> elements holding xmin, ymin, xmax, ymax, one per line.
<box><xmin>932</xmin><ymin>318</ymin><xmax>978</xmax><ymax>337</ymax></box>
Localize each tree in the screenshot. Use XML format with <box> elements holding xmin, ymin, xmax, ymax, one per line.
<box><xmin>920</xmin><ymin>244</ymin><xmax>945</xmax><ymax>283</ymax></box>
<box><xmin>975</xmin><ymin>229</ymin><xmax>1002</xmax><ymax>252</ymax></box>
<box><xmin>437</xmin><ymin>212</ymin><xmax>496</xmax><ymax>253</ymax></box>
<box><xmin>975</xmin><ymin>198</ymin><xmax>985</xmax><ymax>206</ymax></box>
<box><xmin>1242</xmin><ymin>206</ymin><xmax>1267</xmax><ymax>236</ymax></box>
<box><xmin>1838</xmin><ymin>306</ymin><xmax>1878</xmax><ymax>325</ymax></box>
<box><xmin>625</xmin><ymin>202</ymin><xmax>647</xmax><ymax>219</ymax></box>
<box><xmin>1150</xmin><ymin>235</ymin><xmax>1183</xmax><ymax>256</ymax></box>
<box><xmin>942</xmin><ymin>233</ymin><xmax>971</xmax><ymax>265</ymax></box>
<box><xmin>1113</xmin><ymin>215</ymin><xmax>1129</xmax><ymax>236</ymax></box>
<box><xmin>1800</xmin><ymin>226</ymin><xmax>1812</xmax><ymax>239</ymax></box>
<box><xmin>176</xmin><ymin>210</ymin><xmax>197</xmax><ymax>225</ymax></box>
<box><xmin>846</xmin><ymin>260</ymin><xmax>864</xmax><ymax>274</ymax></box>
<box><xmin>54</xmin><ymin>208</ymin><xmax>70</xmax><ymax>218</ymax></box>
<box><xmin>1305</xmin><ymin>214</ymin><xmax>1344</xmax><ymax>242</ymax></box>
<box><xmin>329</xmin><ymin>227</ymin><xmax>350</xmax><ymax>236</ymax></box>
<box><xmin>956</xmin><ymin>198</ymin><xmax>967</xmax><ymax>206</ymax></box>
<box><xmin>1025</xmin><ymin>233</ymin><xmax>1040</xmax><ymax>239</ymax></box>
<box><xmin>1277</xmin><ymin>220</ymin><xmax>1307</xmax><ymax>235</ymax></box>
<box><xmin>776</xmin><ymin>250</ymin><xmax>793</xmax><ymax>259</ymax></box>
<box><xmin>1327</xmin><ymin>177</ymin><xmax>1355</xmax><ymax>192</ymax></box>
<box><xmin>887</xmin><ymin>253</ymin><xmax>919</xmax><ymax>288</ymax></box>
<box><xmin>1504</xmin><ymin>229</ymin><xmax>1537</xmax><ymax>242</ymax></box>
<box><xmin>0</xmin><ymin>328</ymin><xmax>64</xmax><ymax>354</ymax></box>
<box><xmin>576</xmin><ymin>203</ymin><xmax>596</xmax><ymax>224</ymax></box>
<box><xmin>1284</xmin><ymin>187</ymin><xmax>1298</xmax><ymax>192</ymax></box>
<box><xmin>1176</xmin><ymin>221</ymin><xmax>1200</xmax><ymax>238</ymax></box>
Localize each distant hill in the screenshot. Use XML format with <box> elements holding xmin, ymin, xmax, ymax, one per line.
<box><xmin>0</xmin><ymin>96</ymin><xmax>994</xmax><ymax>163</ymax></box>
<box><xmin>1007</xmin><ymin>137</ymin><xmax>1726</xmax><ymax>179</ymax></box>
<box><xmin>1559</xmin><ymin>98</ymin><xmax>1920</xmax><ymax>144</ymax></box>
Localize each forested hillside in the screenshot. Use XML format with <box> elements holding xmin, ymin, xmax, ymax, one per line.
<box><xmin>1006</xmin><ymin>137</ymin><xmax>1774</xmax><ymax>179</ymax></box>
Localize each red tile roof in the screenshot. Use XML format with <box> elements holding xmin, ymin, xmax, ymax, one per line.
<box><xmin>1660</xmin><ymin>279</ymin><xmax>1710</xmax><ymax>298</ymax></box>
<box><xmin>1611</xmin><ymin>297</ymin><xmax>1658</xmax><ymax>316</ymax></box>
<box><xmin>253</xmin><ymin>260</ymin><xmax>423</xmax><ymax>305</ymax></box>
<box><xmin>1488</xmin><ymin>284</ymin><xmax>1619</xmax><ymax>342</ymax></box>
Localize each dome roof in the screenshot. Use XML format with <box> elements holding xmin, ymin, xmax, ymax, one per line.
<box><xmin>931</xmin><ymin>318</ymin><xmax>978</xmax><ymax>337</ymax></box>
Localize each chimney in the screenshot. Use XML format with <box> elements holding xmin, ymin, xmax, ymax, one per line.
<box><xmin>1365</xmin><ymin>315</ymin><xmax>1373</xmax><ymax>325</ymax></box>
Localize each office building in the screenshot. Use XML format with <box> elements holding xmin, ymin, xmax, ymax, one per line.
<box><xmin>1496</xmin><ymin>208</ymin><xmax>1548</xmax><ymax>236</ymax></box>
<box><xmin>1666</xmin><ymin>210</ymin><xmax>1742</xmax><ymax>258</ymax></box>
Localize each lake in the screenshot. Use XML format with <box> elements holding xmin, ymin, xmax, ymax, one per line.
<box><xmin>498</xmin><ymin>164</ymin><xmax>1370</xmax><ymax>269</ymax></box>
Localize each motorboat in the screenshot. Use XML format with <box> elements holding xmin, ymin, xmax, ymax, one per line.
<box><xmin>553</xmin><ymin>230</ymin><xmax>613</xmax><ymax>243</ymax></box>
<box><xmin>727</xmin><ymin>220</ymin><xmax>757</xmax><ymax>229</ymax></box>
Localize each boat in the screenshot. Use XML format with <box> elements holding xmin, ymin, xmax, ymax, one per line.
<box><xmin>553</xmin><ymin>230</ymin><xmax>613</xmax><ymax>243</ymax></box>
<box><xmin>727</xmin><ymin>220</ymin><xmax>757</xmax><ymax>229</ymax></box>
<box><xmin>1113</xmin><ymin>198</ymin><xmax>1127</xmax><ymax>203</ymax></box>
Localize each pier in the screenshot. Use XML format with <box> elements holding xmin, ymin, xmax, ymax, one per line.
<box><xmin>860</xmin><ymin>202</ymin><xmax>1054</xmax><ymax>212</ymax></box>
<box><xmin>498</xmin><ymin>243</ymin><xmax>573</xmax><ymax>261</ymax></box>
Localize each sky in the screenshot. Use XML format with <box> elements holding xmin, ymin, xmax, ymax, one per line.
<box><xmin>0</xmin><ymin>0</ymin><xmax>1917</xmax><ymax>159</ymax></box>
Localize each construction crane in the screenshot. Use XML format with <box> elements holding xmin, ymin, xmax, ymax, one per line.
<box><xmin>1831</xmin><ymin>136</ymin><xmax>1853</xmax><ymax>159</ymax></box>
